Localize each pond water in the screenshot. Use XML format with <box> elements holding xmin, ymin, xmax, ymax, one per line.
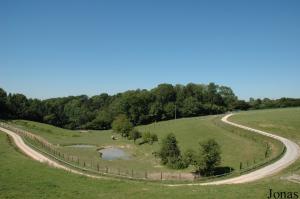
<box><xmin>99</xmin><ymin>147</ymin><xmax>130</xmax><ymax>160</ymax></box>
<box><xmin>65</xmin><ymin>144</ymin><xmax>96</xmax><ymax>148</ymax></box>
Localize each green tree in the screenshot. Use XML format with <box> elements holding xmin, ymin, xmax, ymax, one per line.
<box><xmin>25</xmin><ymin>99</ymin><xmax>44</xmax><ymax>121</ymax></box>
<box><xmin>163</xmin><ymin>102</ymin><xmax>176</xmax><ymax>119</ymax></box>
<box><xmin>181</xmin><ymin>97</ymin><xmax>202</xmax><ymax>117</ymax></box>
<box><xmin>89</xmin><ymin>93</ymin><xmax>110</xmax><ymax>110</ymax></box>
<box><xmin>85</xmin><ymin>110</ymin><xmax>112</xmax><ymax>130</ymax></box>
<box><xmin>129</xmin><ymin>129</ymin><xmax>142</xmax><ymax>143</ymax></box>
<box><xmin>159</xmin><ymin>133</ymin><xmax>181</xmax><ymax>166</ymax></box>
<box><xmin>6</xmin><ymin>93</ymin><xmax>28</xmax><ymax>118</ymax></box>
<box><xmin>149</xmin><ymin>101</ymin><xmax>163</xmax><ymax>121</ymax></box>
<box><xmin>218</xmin><ymin>86</ymin><xmax>237</xmax><ymax>110</ymax></box>
<box><xmin>112</xmin><ymin>115</ymin><xmax>133</xmax><ymax>137</ymax></box>
<box><xmin>0</xmin><ymin>88</ymin><xmax>7</xmax><ymax>118</ymax></box>
<box><xmin>194</xmin><ymin>139</ymin><xmax>221</xmax><ymax>176</ymax></box>
<box><xmin>234</xmin><ymin>100</ymin><xmax>250</xmax><ymax>110</ymax></box>
<box><xmin>63</xmin><ymin>96</ymin><xmax>94</xmax><ymax>129</ymax></box>
<box><xmin>152</xmin><ymin>83</ymin><xmax>176</xmax><ymax>104</ymax></box>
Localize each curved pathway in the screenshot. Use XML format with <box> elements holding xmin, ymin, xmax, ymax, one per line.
<box><xmin>0</xmin><ymin>126</ymin><xmax>105</xmax><ymax>180</ymax></box>
<box><xmin>1</xmin><ymin>113</ymin><xmax>299</xmax><ymax>186</ymax></box>
<box><xmin>169</xmin><ymin>114</ymin><xmax>300</xmax><ymax>186</ymax></box>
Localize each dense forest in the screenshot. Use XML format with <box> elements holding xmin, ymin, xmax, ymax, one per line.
<box><xmin>0</xmin><ymin>83</ymin><xmax>299</xmax><ymax>130</ymax></box>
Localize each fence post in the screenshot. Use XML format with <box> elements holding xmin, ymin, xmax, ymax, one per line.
<box><xmin>161</xmin><ymin>171</ymin><xmax>163</xmax><ymax>180</ymax></box>
<box><xmin>131</xmin><ymin>169</ymin><xmax>134</xmax><ymax>178</ymax></box>
<box><xmin>240</xmin><ymin>162</ymin><xmax>243</xmax><ymax>170</ymax></box>
<box><xmin>106</xmin><ymin>167</ymin><xmax>108</xmax><ymax>173</ymax></box>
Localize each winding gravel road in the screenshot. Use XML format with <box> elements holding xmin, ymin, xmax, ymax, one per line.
<box><xmin>1</xmin><ymin>113</ymin><xmax>299</xmax><ymax>186</ymax></box>
<box><xmin>170</xmin><ymin>114</ymin><xmax>300</xmax><ymax>186</ymax></box>
<box><xmin>0</xmin><ymin>126</ymin><xmax>105</xmax><ymax>180</ymax></box>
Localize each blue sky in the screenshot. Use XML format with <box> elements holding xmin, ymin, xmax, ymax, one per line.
<box><xmin>1</xmin><ymin>0</ymin><xmax>299</xmax><ymax>100</ymax></box>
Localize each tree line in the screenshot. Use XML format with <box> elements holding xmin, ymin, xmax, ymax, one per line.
<box><xmin>0</xmin><ymin>83</ymin><xmax>299</xmax><ymax>130</ymax></box>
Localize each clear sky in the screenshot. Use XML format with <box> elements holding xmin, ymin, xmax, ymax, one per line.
<box><xmin>1</xmin><ymin>0</ymin><xmax>299</xmax><ymax>100</ymax></box>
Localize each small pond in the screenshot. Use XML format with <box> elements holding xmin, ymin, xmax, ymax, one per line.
<box><xmin>99</xmin><ymin>147</ymin><xmax>130</xmax><ymax>160</ymax></box>
<box><xmin>65</xmin><ymin>144</ymin><xmax>96</xmax><ymax>148</ymax></box>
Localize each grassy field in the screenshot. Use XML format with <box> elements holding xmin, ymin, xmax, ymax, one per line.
<box><xmin>7</xmin><ymin>115</ymin><xmax>277</xmax><ymax>174</ymax></box>
<box><xmin>1</xmin><ymin>108</ymin><xmax>300</xmax><ymax>198</ymax></box>
<box><xmin>230</xmin><ymin>107</ymin><xmax>300</xmax><ymax>175</ymax></box>
<box><xmin>0</xmin><ymin>129</ymin><xmax>299</xmax><ymax>199</ymax></box>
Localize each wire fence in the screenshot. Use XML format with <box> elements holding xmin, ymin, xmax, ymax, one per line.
<box><xmin>212</xmin><ymin>117</ymin><xmax>287</xmax><ymax>172</ymax></box>
<box><xmin>1</xmin><ymin>122</ymin><xmax>200</xmax><ymax>181</ymax></box>
<box><xmin>0</xmin><ymin>121</ymin><xmax>285</xmax><ymax>182</ymax></box>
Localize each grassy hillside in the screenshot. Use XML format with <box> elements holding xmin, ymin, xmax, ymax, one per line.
<box><xmin>0</xmin><ymin>130</ymin><xmax>299</xmax><ymax>199</ymax></box>
<box><xmin>231</xmin><ymin>108</ymin><xmax>300</xmax><ymax>142</ymax></box>
<box><xmin>231</xmin><ymin>107</ymin><xmax>300</xmax><ymax>175</ymax></box>
<box><xmin>1</xmin><ymin>108</ymin><xmax>300</xmax><ymax>198</ymax></box>
<box><xmin>7</xmin><ymin>115</ymin><xmax>276</xmax><ymax>173</ymax></box>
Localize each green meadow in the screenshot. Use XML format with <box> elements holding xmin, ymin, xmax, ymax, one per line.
<box><xmin>0</xmin><ymin>108</ymin><xmax>300</xmax><ymax>199</ymax></box>
<box><xmin>7</xmin><ymin>114</ymin><xmax>278</xmax><ymax>173</ymax></box>
<box><xmin>231</xmin><ymin>107</ymin><xmax>300</xmax><ymax>175</ymax></box>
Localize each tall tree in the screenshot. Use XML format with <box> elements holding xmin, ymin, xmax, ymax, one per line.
<box><xmin>159</xmin><ymin>133</ymin><xmax>181</xmax><ymax>166</ymax></box>
<box><xmin>112</xmin><ymin>114</ymin><xmax>133</xmax><ymax>137</ymax></box>
<box><xmin>181</xmin><ymin>97</ymin><xmax>203</xmax><ymax>117</ymax></box>
<box><xmin>0</xmin><ymin>88</ymin><xmax>7</xmax><ymax>118</ymax></box>
<box><xmin>6</xmin><ymin>93</ymin><xmax>28</xmax><ymax>118</ymax></box>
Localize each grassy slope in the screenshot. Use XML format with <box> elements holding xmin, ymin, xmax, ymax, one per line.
<box><xmin>230</xmin><ymin>107</ymin><xmax>300</xmax><ymax>175</ymax></box>
<box><xmin>1</xmin><ymin>132</ymin><xmax>300</xmax><ymax>199</ymax></box>
<box><xmin>8</xmin><ymin>115</ymin><xmax>269</xmax><ymax>172</ymax></box>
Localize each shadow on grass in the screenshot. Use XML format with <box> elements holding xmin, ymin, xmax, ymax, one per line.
<box><xmin>213</xmin><ymin>166</ymin><xmax>234</xmax><ymax>175</ymax></box>
<box><xmin>193</xmin><ymin>166</ymin><xmax>235</xmax><ymax>177</ymax></box>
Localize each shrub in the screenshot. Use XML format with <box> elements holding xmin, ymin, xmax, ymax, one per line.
<box><xmin>182</xmin><ymin>149</ymin><xmax>196</xmax><ymax>167</ymax></box>
<box><xmin>128</xmin><ymin>129</ymin><xmax>142</xmax><ymax>143</ymax></box>
<box><xmin>141</xmin><ymin>131</ymin><xmax>158</xmax><ymax>145</ymax></box>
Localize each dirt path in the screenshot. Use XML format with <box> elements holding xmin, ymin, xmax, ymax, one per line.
<box><xmin>0</xmin><ymin>126</ymin><xmax>106</xmax><ymax>180</ymax></box>
<box><xmin>1</xmin><ymin>113</ymin><xmax>299</xmax><ymax>186</ymax></box>
<box><xmin>168</xmin><ymin>114</ymin><xmax>300</xmax><ymax>186</ymax></box>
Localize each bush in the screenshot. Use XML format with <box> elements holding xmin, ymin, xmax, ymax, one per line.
<box><xmin>151</xmin><ymin>133</ymin><xmax>158</xmax><ymax>142</ymax></box>
<box><xmin>128</xmin><ymin>129</ymin><xmax>142</xmax><ymax>143</ymax></box>
<box><xmin>166</xmin><ymin>156</ymin><xmax>186</xmax><ymax>169</ymax></box>
<box><xmin>182</xmin><ymin>149</ymin><xmax>196</xmax><ymax>167</ymax></box>
<box><xmin>141</xmin><ymin>131</ymin><xmax>158</xmax><ymax>145</ymax></box>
